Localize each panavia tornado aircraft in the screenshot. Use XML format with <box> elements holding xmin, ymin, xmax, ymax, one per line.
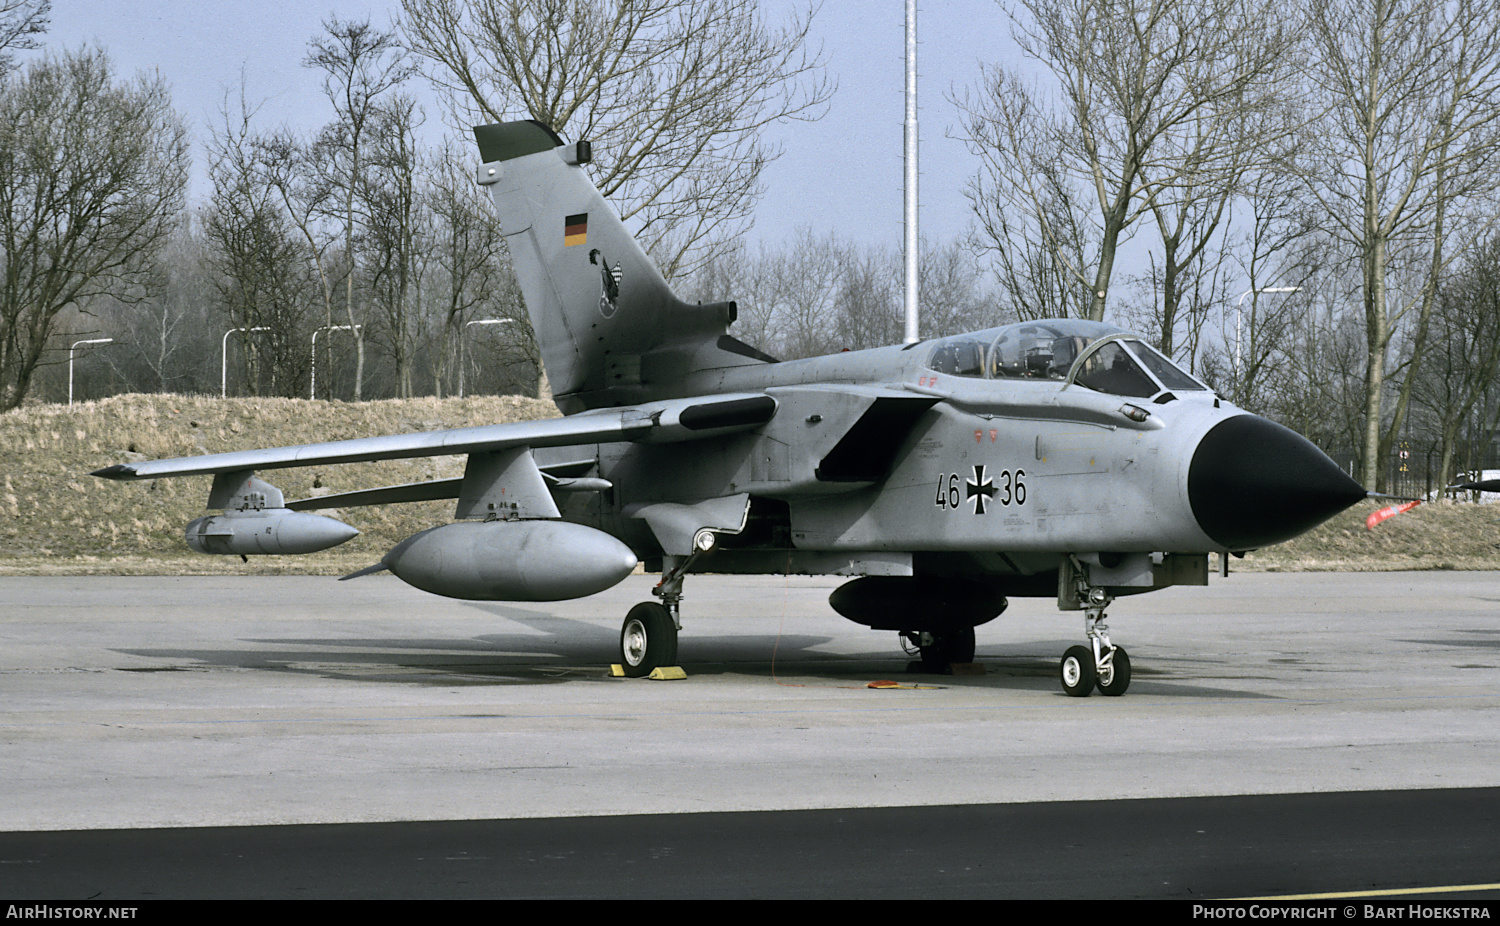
<box><xmin>93</xmin><ymin>120</ymin><xmax>1370</xmax><ymax>696</ymax></box>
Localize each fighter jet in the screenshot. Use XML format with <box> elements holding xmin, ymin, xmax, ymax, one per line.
<box><xmin>92</xmin><ymin>120</ymin><xmax>1369</xmax><ymax>697</ymax></box>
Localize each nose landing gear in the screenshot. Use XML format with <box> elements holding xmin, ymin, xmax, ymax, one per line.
<box><xmin>1059</xmin><ymin>579</ymin><xmax>1131</xmax><ymax>697</ymax></box>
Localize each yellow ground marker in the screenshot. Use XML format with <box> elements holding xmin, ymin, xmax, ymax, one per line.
<box><xmin>608</xmin><ymin>665</ymin><xmax>687</xmax><ymax>679</ymax></box>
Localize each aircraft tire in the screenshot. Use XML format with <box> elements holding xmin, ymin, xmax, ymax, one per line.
<box><xmin>924</xmin><ymin>627</ymin><xmax>976</xmax><ymax>666</ymax></box>
<box><xmin>1096</xmin><ymin>646</ymin><xmax>1131</xmax><ymax>696</ymax></box>
<box><xmin>620</xmin><ymin>602</ymin><xmax>677</xmax><ymax>678</ymax></box>
<box><xmin>947</xmin><ymin>627</ymin><xmax>977</xmax><ymax>664</ymax></box>
<box><xmin>936</xmin><ymin>627</ymin><xmax>972</xmax><ymax>663</ymax></box>
<box><xmin>1060</xmin><ymin>645</ymin><xmax>1095</xmax><ymax>697</ymax></box>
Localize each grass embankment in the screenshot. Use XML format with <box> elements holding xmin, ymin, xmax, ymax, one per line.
<box><xmin>1241</xmin><ymin>498</ymin><xmax>1500</xmax><ymax>572</ymax></box>
<box><xmin>2</xmin><ymin>393</ymin><xmax>1495</xmax><ymax>574</ymax></box>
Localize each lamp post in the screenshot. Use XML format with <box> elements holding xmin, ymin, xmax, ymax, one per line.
<box><xmin>221</xmin><ymin>327</ymin><xmax>269</xmax><ymax>398</ymax></box>
<box><xmin>310</xmin><ymin>325</ymin><xmax>359</xmax><ymax>400</ymax></box>
<box><xmin>903</xmin><ymin>0</ymin><xmax>919</xmax><ymax>346</ymax></box>
<box><xmin>68</xmin><ymin>338</ymin><xmax>113</xmax><ymax>406</ymax></box>
<box><xmin>1234</xmin><ymin>286</ymin><xmax>1301</xmax><ymax>398</ymax></box>
<box><xmin>459</xmin><ymin>318</ymin><xmax>513</xmax><ymax>398</ymax></box>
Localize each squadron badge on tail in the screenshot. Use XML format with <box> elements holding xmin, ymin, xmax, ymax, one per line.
<box><xmin>589</xmin><ymin>248</ymin><xmax>622</xmax><ymax>318</ymax></box>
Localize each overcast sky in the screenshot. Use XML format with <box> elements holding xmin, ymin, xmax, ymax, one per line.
<box><xmin>37</xmin><ymin>0</ymin><xmax>1015</xmax><ymax>252</ymax></box>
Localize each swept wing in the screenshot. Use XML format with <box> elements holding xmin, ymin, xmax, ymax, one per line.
<box><xmin>91</xmin><ymin>392</ymin><xmax>777</xmax><ymax>483</ymax></box>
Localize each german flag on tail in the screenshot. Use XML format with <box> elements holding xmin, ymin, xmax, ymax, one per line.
<box><xmin>565</xmin><ymin>213</ymin><xmax>587</xmax><ymax>246</ymax></box>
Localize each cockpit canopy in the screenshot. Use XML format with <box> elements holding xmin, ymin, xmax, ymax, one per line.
<box><xmin>925</xmin><ymin>319</ymin><xmax>1210</xmax><ymax>400</ymax></box>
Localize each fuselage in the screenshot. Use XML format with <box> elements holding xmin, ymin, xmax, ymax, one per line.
<box><xmin>546</xmin><ymin>319</ymin><xmax>1365</xmax><ymax>592</ymax></box>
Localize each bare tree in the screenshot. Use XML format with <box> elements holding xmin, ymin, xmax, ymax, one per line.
<box><xmin>1136</xmin><ymin>101</ymin><xmax>1298</xmax><ymax>360</ymax></box>
<box><xmin>763</xmin><ymin>230</ymin><xmax>844</xmax><ymax>360</ymax></box>
<box><xmin>1280</xmin><ymin>303</ymin><xmax>1369</xmax><ymax>453</ymax></box>
<box><xmin>829</xmin><ymin>245</ymin><xmax>898</xmax><ymax>352</ymax></box>
<box><xmin>680</xmin><ymin>239</ymin><xmax>776</xmax><ymax>353</ymax></box>
<box><xmin>919</xmin><ymin>241</ymin><xmax>1005</xmax><ymax>337</ymax></box>
<box><xmin>958</xmin><ymin>67</ymin><xmax>1099</xmax><ymax>321</ymax></box>
<box><xmin>201</xmin><ymin>91</ymin><xmax>313</xmax><ymax>397</ymax></box>
<box><xmin>1212</xmin><ymin>162</ymin><xmax>1325</xmax><ymax>408</ymax></box>
<box><xmin>256</xmin><ymin>128</ymin><xmax>341</xmax><ymax>379</ymax></box>
<box><xmin>0</xmin><ymin>1</ymin><xmax>45</xmax><ymax>76</ymax></box>
<box><xmin>1118</xmin><ymin>232</ymin><xmax>1236</xmax><ymax>373</ymax></box>
<box><xmin>361</xmin><ymin>95</ymin><xmax>424</xmax><ymax>398</ymax></box>
<box><xmin>423</xmin><ymin>140</ymin><xmax>529</xmax><ymax>397</ymax></box>
<box><xmin>831</xmin><ymin>238</ymin><xmax>1002</xmax><ymax>351</ymax></box>
<box><xmin>0</xmin><ymin>47</ymin><xmax>189</xmax><ymax>412</ymax></box>
<box><xmin>681</xmin><ymin>232</ymin><xmax>998</xmax><ymax>362</ymax></box>
<box><xmin>1301</xmin><ymin>0</ymin><xmax>1500</xmax><ymax>488</ymax></box>
<box><xmin>958</xmin><ymin>0</ymin><xmax>1300</xmax><ymax>323</ymax></box>
<box><xmin>401</xmin><ymin>0</ymin><xmax>832</xmax><ymax>280</ymax></box>
<box><xmin>96</xmin><ymin>221</ymin><xmax>218</xmax><ymax>394</ymax></box>
<box><xmin>1411</xmin><ymin>234</ymin><xmax>1500</xmax><ymax>485</ymax></box>
<box><xmin>305</xmin><ymin>16</ymin><xmax>414</xmax><ymax>401</ymax></box>
<box><xmin>682</xmin><ymin>230</ymin><xmax>841</xmax><ymax>360</ymax></box>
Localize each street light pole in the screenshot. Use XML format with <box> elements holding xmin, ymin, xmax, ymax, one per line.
<box><xmin>1234</xmin><ymin>286</ymin><xmax>1301</xmax><ymax>398</ymax></box>
<box><xmin>310</xmin><ymin>325</ymin><xmax>359</xmax><ymax>400</ymax></box>
<box><xmin>459</xmin><ymin>318</ymin><xmax>513</xmax><ymax>398</ymax></box>
<box><xmin>903</xmin><ymin>0</ymin><xmax>920</xmax><ymax>346</ymax></box>
<box><xmin>68</xmin><ymin>338</ymin><xmax>113</xmax><ymax>406</ymax></box>
<box><xmin>221</xmin><ymin>327</ymin><xmax>270</xmax><ymax>398</ymax></box>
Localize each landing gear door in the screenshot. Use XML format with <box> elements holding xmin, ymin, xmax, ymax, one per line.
<box><xmin>625</xmin><ymin>494</ymin><xmax>751</xmax><ymax>555</ymax></box>
<box><xmin>1060</xmin><ymin>553</ymin><xmax>1210</xmax><ymax>609</ymax></box>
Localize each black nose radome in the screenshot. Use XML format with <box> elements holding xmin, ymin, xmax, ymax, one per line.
<box><xmin>1188</xmin><ymin>415</ymin><xmax>1366</xmax><ymax>550</ymax></box>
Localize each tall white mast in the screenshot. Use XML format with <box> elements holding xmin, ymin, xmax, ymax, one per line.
<box><xmin>903</xmin><ymin>0</ymin><xmax>920</xmax><ymax>344</ymax></box>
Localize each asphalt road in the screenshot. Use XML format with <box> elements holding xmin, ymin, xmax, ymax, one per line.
<box><xmin>3</xmin><ymin>789</ymin><xmax>1499</xmax><ymax>900</ymax></box>
<box><xmin>2</xmin><ymin>572</ymin><xmax>1498</xmax><ymax>899</ymax></box>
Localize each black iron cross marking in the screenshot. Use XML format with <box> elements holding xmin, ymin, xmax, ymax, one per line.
<box><xmin>966</xmin><ymin>464</ymin><xmax>996</xmax><ymax>514</ymax></box>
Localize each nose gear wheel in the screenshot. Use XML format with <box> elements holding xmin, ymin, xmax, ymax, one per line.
<box><xmin>1060</xmin><ymin>645</ymin><xmax>1095</xmax><ymax>696</ymax></box>
<box><xmin>1059</xmin><ymin>561</ymin><xmax>1132</xmax><ymax>697</ymax></box>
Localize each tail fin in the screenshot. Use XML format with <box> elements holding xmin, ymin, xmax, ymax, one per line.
<box><xmin>474</xmin><ymin>121</ymin><xmax>756</xmax><ymax>412</ymax></box>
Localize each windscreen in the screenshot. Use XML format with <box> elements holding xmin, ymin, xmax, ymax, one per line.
<box><xmin>1072</xmin><ymin>341</ymin><xmax>1160</xmax><ymax>398</ymax></box>
<box><xmin>1127</xmin><ymin>341</ymin><xmax>1209</xmax><ymax>392</ymax></box>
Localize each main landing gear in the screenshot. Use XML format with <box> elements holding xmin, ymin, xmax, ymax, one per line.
<box><xmin>618</xmin><ymin>531</ymin><xmax>715</xmax><ymax>677</ymax></box>
<box><xmin>620</xmin><ymin>601</ymin><xmax>677</xmax><ymax>678</ymax></box>
<box><xmin>901</xmin><ymin>627</ymin><xmax>976</xmax><ymax>672</ymax></box>
<box><xmin>1059</xmin><ymin>584</ymin><xmax>1131</xmax><ymax>697</ymax></box>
